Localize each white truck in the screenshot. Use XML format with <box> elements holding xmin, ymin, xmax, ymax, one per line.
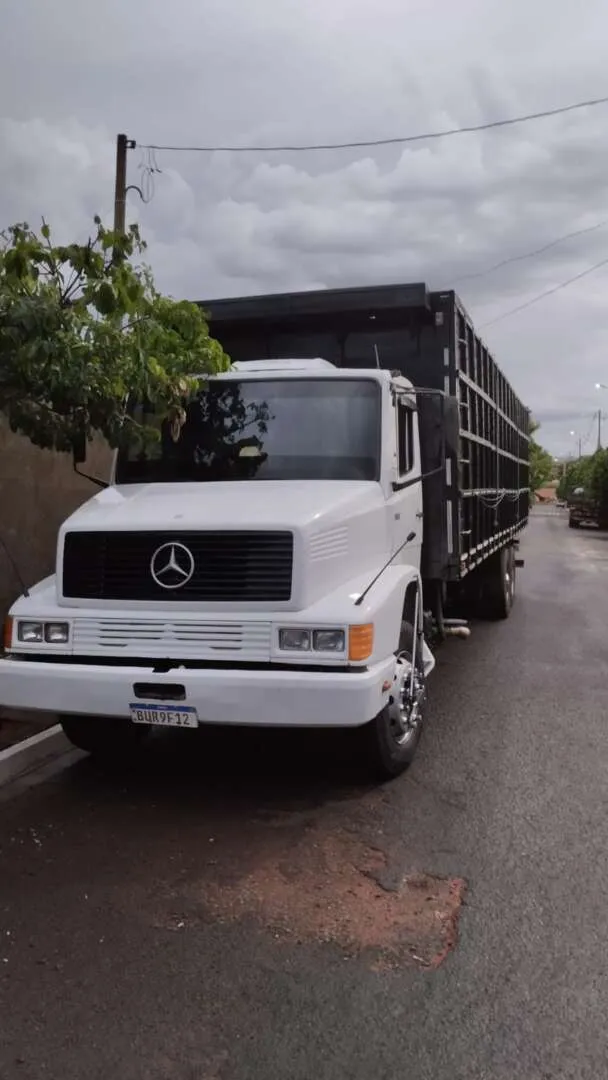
<box><xmin>0</xmin><ymin>284</ymin><xmax>529</xmax><ymax>779</ymax></box>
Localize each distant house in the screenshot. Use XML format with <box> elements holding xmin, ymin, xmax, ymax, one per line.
<box><xmin>535</xmin><ymin>480</ymin><xmax>558</xmax><ymax>504</ymax></box>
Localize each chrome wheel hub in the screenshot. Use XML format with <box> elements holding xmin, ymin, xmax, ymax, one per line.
<box><xmin>388</xmin><ymin>655</ymin><xmax>426</xmax><ymax>747</ymax></box>
<box><xmin>505</xmin><ymin>563</ymin><xmax>515</xmax><ymax>605</ymax></box>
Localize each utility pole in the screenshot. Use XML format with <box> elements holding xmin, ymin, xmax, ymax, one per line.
<box><xmin>570</xmin><ymin>429</ymin><xmax>582</xmax><ymax>459</ymax></box>
<box><xmin>598</xmin><ymin>408</ymin><xmax>603</xmax><ymax>452</ymax></box>
<box><xmin>113</xmin><ymin>134</ymin><xmax>136</xmax><ymax>237</ymax></box>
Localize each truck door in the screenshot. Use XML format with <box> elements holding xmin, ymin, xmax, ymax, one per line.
<box><xmin>389</xmin><ymin>394</ymin><xmax>423</xmax><ymax>571</ymax></box>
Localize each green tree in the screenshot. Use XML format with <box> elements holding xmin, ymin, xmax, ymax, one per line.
<box><xmin>555</xmin><ymin>450</ymin><xmax>608</xmax><ymax>526</ymax></box>
<box><xmin>587</xmin><ymin>448</ymin><xmax>608</xmax><ymax>526</ymax></box>
<box><xmin>556</xmin><ymin>456</ymin><xmax>593</xmax><ymax>501</ymax></box>
<box><xmin>529</xmin><ymin>420</ymin><xmax>553</xmax><ymax>495</ymax></box>
<box><xmin>0</xmin><ymin>218</ymin><xmax>229</xmax><ymax>455</ymax></box>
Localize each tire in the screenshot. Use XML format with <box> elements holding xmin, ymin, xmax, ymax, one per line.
<box><xmin>60</xmin><ymin>715</ymin><xmax>147</xmax><ymax>759</ymax></box>
<box><xmin>361</xmin><ymin>621</ymin><xmax>427</xmax><ymax>781</ymax></box>
<box><xmin>477</xmin><ymin>546</ymin><xmax>515</xmax><ymax>621</ymax></box>
<box><xmin>569</xmin><ymin>518</ymin><xmax>580</xmax><ymax>529</ymax></box>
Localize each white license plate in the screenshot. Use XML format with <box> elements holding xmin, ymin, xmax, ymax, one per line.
<box><xmin>129</xmin><ymin>704</ymin><xmax>199</xmax><ymax>728</ymax></box>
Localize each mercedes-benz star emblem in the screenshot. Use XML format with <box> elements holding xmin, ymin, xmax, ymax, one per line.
<box><xmin>150</xmin><ymin>542</ymin><xmax>195</xmax><ymax>590</ymax></box>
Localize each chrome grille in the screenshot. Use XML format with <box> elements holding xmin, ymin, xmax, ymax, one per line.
<box><xmin>72</xmin><ymin>619</ymin><xmax>272</xmax><ymax>660</ymax></box>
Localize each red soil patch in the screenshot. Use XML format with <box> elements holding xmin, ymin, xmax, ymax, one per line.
<box><xmin>202</xmin><ymin>822</ymin><xmax>466</xmax><ymax>969</ymax></box>
<box><xmin>118</xmin><ymin>784</ymin><xmax>466</xmax><ymax>970</ymax></box>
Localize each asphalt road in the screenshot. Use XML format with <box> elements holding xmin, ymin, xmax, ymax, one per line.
<box><xmin>1</xmin><ymin>508</ymin><xmax>608</xmax><ymax>1080</ymax></box>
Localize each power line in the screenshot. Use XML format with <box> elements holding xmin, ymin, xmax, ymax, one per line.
<box><xmin>480</xmin><ymin>255</ymin><xmax>608</xmax><ymax>329</ymax></box>
<box><xmin>453</xmin><ymin>218</ymin><xmax>608</xmax><ymax>284</ymax></box>
<box><xmin>138</xmin><ymin>93</ymin><xmax>608</xmax><ymax>155</ymax></box>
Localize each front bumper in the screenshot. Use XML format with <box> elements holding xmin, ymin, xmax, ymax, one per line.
<box><xmin>0</xmin><ymin>656</ymin><xmax>396</xmax><ymax>729</ymax></box>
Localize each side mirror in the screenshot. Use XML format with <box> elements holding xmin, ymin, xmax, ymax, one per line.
<box><xmin>71</xmin><ymin>431</ymin><xmax>87</xmax><ymax>466</ymax></box>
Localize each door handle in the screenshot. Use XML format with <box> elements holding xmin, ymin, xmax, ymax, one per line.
<box><xmin>416</xmin><ymin>511</ymin><xmax>424</xmax><ymax>519</ymax></box>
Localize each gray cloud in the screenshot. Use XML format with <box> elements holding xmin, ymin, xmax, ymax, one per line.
<box><xmin>2</xmin><ymin>0</ymin><xmax>608</xmax><ymax>455</ymax></box>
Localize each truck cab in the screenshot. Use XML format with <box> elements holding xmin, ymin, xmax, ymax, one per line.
<box><xmin>1</xmin><ymin>358</ymin><xmax>433</xmax><ymax>779</ymax></box>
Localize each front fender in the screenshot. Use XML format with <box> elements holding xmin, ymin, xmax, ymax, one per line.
<box><xmin>349</xmin><ymin>565</ymin><xmax>435</xmax><ymax>673</ymax></box>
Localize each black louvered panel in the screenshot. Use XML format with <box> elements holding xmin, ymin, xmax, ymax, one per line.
<box><xmin>62</xmin><ymin>531</ymin><xmax>293</xmax><ymax>602</ymax></box>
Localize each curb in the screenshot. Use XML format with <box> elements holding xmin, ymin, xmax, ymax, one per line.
<box><xmin>0</xmin><ymin>725</ymin><xmax>71</xmax><ymax>788</ymax></box>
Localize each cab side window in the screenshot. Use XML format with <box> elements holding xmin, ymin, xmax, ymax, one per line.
<box><xmin>397</xmin><ymin>400</ymin><xmax>415</xmax><ymax>476</ymax></box>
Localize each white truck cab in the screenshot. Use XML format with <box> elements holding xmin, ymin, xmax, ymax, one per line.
<box><xmin>1</xmin><ymin>359</ymin><xmax>433</xmax><ymax>779</ymax></box>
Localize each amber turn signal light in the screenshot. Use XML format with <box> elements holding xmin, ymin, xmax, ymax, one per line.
<box><xmin>3</xmin><ymin>616</ymin><xmax>13</xmax><ymax>651</ymax></box>
<box><xmin>348</xmin><ymin>623</ymin><xmax>374</xmax><ymax>662</ymax></box>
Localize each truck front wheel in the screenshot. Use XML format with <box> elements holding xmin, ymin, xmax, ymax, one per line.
<box><xmin>362</xmin><ymin>622</ymin><xmax>427</xmax><ymax>780</ymax></box>
<box><xmin>60</xmin><ymin>715</ymin><xmax>147</xmax><ymax>759</ymax></box>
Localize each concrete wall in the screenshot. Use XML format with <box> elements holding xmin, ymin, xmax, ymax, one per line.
<box><xmin>0</xmin><ymin>419</ymin><xmax>112</xmax><ymax>616</ymax></box>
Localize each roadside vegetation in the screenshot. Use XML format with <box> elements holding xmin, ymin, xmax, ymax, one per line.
<box><xmin>557</xmin><ymin>449</ymin><xmax>608</xmax><ymax>513</ymax></box>
<box><xmin>529</xmin><ymin>420</ymin><xmax>554</xmax><ymax>495</ymax></box>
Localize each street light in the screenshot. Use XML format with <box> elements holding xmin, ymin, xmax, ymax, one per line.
<box><xmin>596</xmin><ymin>382</ymin><xmax>608</xmax><ymax>390</ymax></box>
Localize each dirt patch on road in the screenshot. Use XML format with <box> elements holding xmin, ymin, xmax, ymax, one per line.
<box><xmin>106</xmin><ymin>754</ymin><xmax>467</xmax><ymax>970</ymax></box>
<box><xmin>201</xmin><ymin>821</ymin><xmax>465</xmax><ymax>969</ymax></box>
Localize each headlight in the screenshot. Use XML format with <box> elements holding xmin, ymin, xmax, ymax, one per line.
<box><xmin>312</xmin><ymin>629</ymin><xmax>346</xmax><ymax>653</ymax></box>
<box><xmin>16</xmin><ymin>620</ymin><xmax>70</xmax><ymax>645</ymax></box>
<box><xmin>278</xmin><ymin>627</ymin><xmax>347</xmax><ymax>654</ymax></box>
<box><xmin>279</xmin><ymin>628</ymin><xmax>311</xmax><ymax>651</ymax></box>
<box><xmin>44</xmin><ymin>622</ymin><xmax>70</xmax><ymax>644</ymax></box>
<box><xmin>17</xmin><ymin>621</ymin><xmax>44</xmax><ymax>643</ymax></box>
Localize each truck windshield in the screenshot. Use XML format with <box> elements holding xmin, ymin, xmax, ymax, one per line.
<box><xmin>115</xmin><ymin>377</ymin><xmax>381</xmax><ymax>484</ymax></box>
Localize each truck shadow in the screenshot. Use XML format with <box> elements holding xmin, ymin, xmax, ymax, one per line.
<box><xmin>61</xmin><ymin>724</ymin><xmax>379</xmax><ymax>815</ymax></box>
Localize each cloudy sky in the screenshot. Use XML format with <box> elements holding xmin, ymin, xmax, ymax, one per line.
<box><xmin>2</xmin><ymin>0</ymin><xmax>608</xmax><ymax>455</ymax></box>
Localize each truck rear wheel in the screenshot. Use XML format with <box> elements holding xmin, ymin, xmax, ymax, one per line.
<box><xmin>60</xmin><ymin>715</ymin><xmax>147</xmax><ymax>759</ymax></box>
<box><xmin>477</xmin><ymin>546</ymin><xmax>515</xmax><ymax>621</ymax></box>
<box><xmin>362</xmin><ymin>622</ymin><xmax>427</xmax><ymax>781</ymax></box>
